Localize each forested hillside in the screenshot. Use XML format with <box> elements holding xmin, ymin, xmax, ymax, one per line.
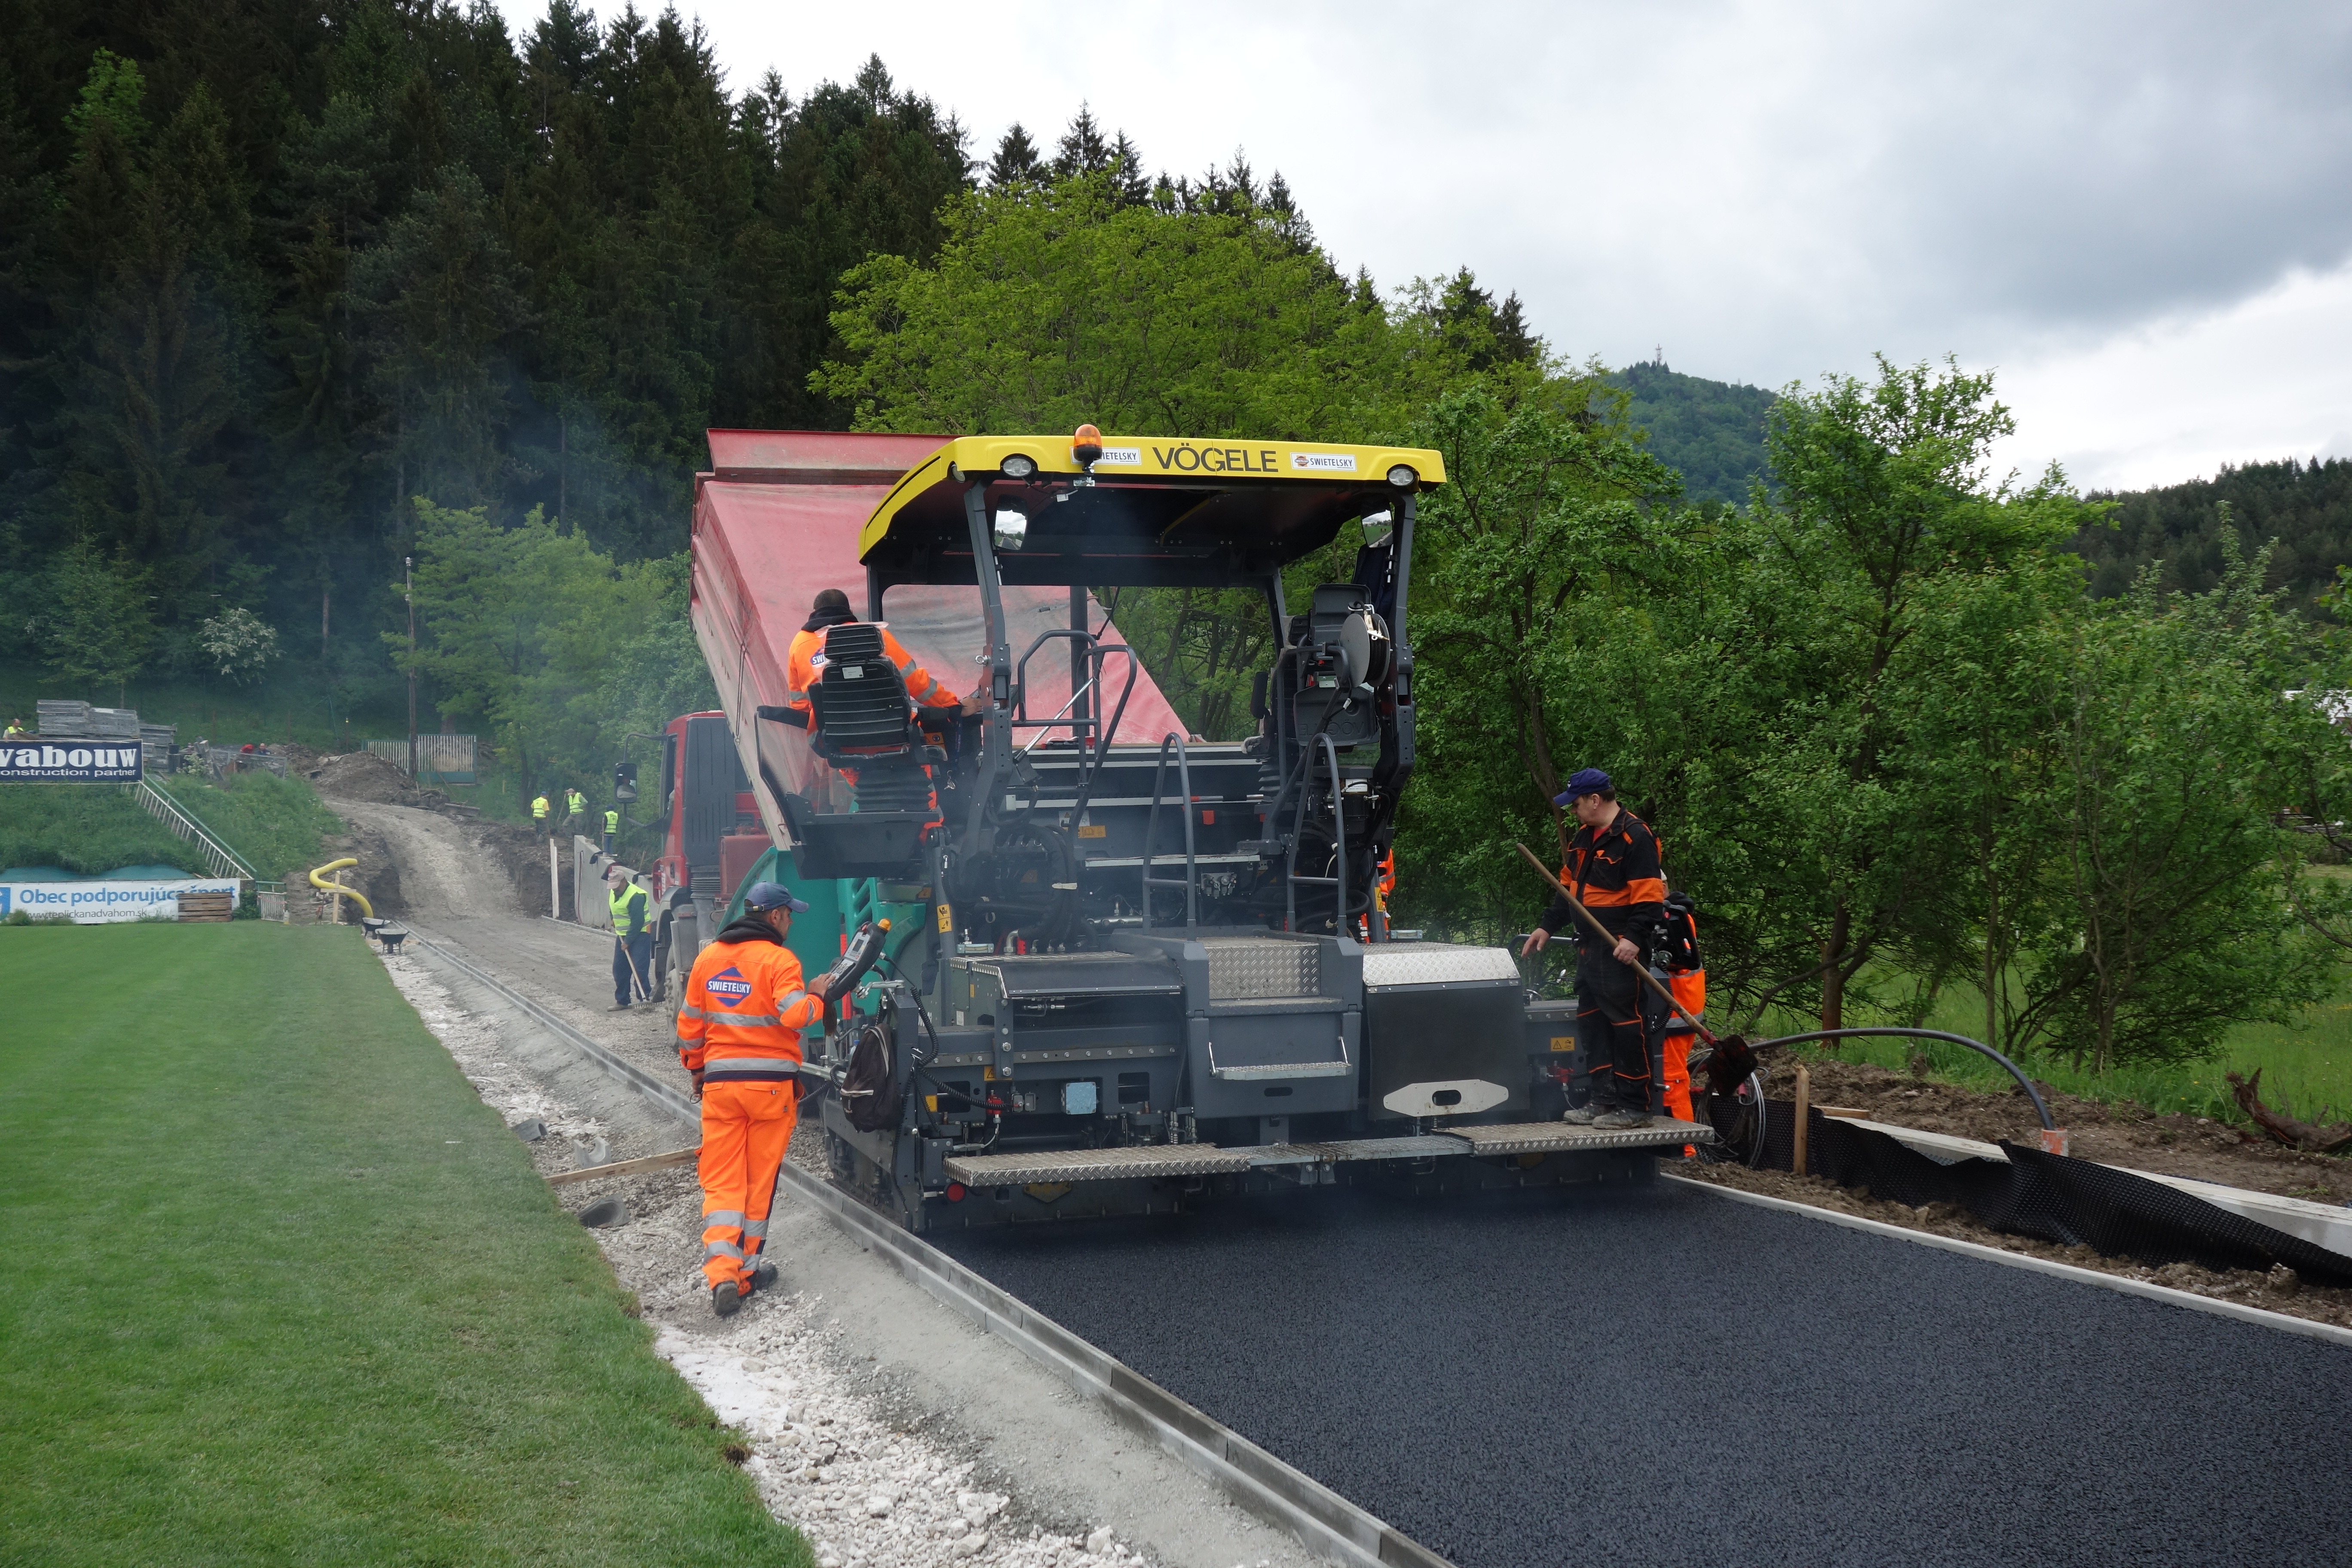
<box><xmin>2075</xmin><ymin>457</ymin><xmax>2352</xmax><ymax>608</ymax></box>
<box><xmin>0</xmin><ymin>0</ymin><xmax>968</xmax><ymax>680</ymax></box>
<box><xmin>1606</xmin><ymin>360</ymin><xmax>1776</xmax><ymax>502</ymax></box>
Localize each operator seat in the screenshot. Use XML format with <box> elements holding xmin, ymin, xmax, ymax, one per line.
<box><xmin>1293</xmin><ymin>584</ymin><xmax>1391</xmax><ymax>749</ymax></box>
<box><xmin>804</xmin><ymin>624</ymin><xmax>943</xmax><ymax>812</ymax></box>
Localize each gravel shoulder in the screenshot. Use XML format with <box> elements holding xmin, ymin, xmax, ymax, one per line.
<box><xmin>380</xmin><ymin>935</ymin><xmax>1314</xmax><ymax>1568</ymax></box>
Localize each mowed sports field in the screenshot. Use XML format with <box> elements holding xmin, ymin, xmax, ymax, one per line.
<box><xmin>0</xmin><ymin>923</ymin><xmax>807</xmax><ymax>1567</ymax></box>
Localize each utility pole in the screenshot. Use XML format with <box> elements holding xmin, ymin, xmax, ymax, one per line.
<box><xmin>405</xmin><ymin>555</ymin><xmax>418</xmax><ymax>781</ymax></box>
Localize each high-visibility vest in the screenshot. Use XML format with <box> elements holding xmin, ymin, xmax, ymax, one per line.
<box><xmin>676</xmin><ymin>934</ymin><xmax>821</xmax><ymax>1082</ymax></box>
<box><xmin>609</xmin><ymin>882</ymin><xmax>647</xmax><ymax>936</ymax></box>
<box><xmin>567</xmin><ymin>790</ymin><xmax>585</xmax><ymax>814</ymax></box>
<box><xmin>531</xmin><ymin>795</ymin><xmax>548</xmax><ymax>820</ymax></box>
<box><xmin>604</xmin><ymin>808</ymin><xmax>619</xmax><ymax>833</ymax></box>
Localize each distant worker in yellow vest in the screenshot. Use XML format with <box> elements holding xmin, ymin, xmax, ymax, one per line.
<box><xmin>603</xmin><ymin>807</ymin><xmax>619</xmax><ymax>853</ymax></box>
<box><xmin>531</xmin><ymin>793</ymin><xmax>550</xmax><ymax>835</ymax></box>
<box><xmin>675</xmin><ymin>882</ymin><xmax>821</xmax><ymax>1317</ymax></box>
<box><xmin>606</xmin><ymin>862</ymin><xmax>653</xmax><ymax>1009</ymax></box>
<box><xmin>565</xmin><ymin>787</ymin><xmax>587</xmax><ymax>834</ymax></box>
<box><xmin>3</xmin><ymin>717</ymin><xmax>23</xmax><ymax>738</ymax></box>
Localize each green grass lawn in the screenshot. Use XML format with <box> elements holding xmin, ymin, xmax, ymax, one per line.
<box><xmin>156</xmin><ymin>772</ymin><xmax>348</xmax><ymax>884</ymax></box>
<box><xmin>0</xmin><ymin>923</ymin><xmax>808</xmax><ymax>1567</ymax></box>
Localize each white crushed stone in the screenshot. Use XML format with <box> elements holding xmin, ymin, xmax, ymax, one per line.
<box><xmin>380</xmin><ymin>946</ymin><xmax>1184</xmax><ymax>1568</ymax></box>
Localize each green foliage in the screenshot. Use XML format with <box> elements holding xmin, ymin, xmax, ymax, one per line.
<box><xmin>194</xmin><ymin>605</ymin><xmax>279</xmax><ymax>683</ymax></box>
<box><xmin>2025</xmin><ymin>554</ymin><xmax>2336</xmax><ymax>1066</ymax></box>
<box><xmin>0</xmin><ymin>924</ymin><xmax>808</xmax><ymax>1564</ymax></box>
<box><xmin>2</xmin><ymin>9</ymin><xmax>972</xmax><ymax>707</ymax></box>
<box><xmin>398</xmin><ymin>497</ymin><xmax>687</xmax><ymax>806</ymax></box>
<box><xmin>38</xmin><ymin>537</ymin><xmax>154</xmax><ymax>694</ymax></box>
<box><xmin>818</xmin><ymin>171</ymin><xmax>1426</xmax><ymax>441</ymax></box>
<box><xmin>1398</xmin><ymin>379</ymin><xmax>1682</xmax><ymax>934</ymax></box>
<box><xmin>1607</xmin><ymin>361</ymin><xmax>1776</xmax><ymax>503</ymax></box>
<box><xmin>1400</xmin><ymin>355</ymin><xmax>2328</xmax><ymax>1069</ymax></box>
<box><xmin>597</xmin><ymin>556</ymin><xmax>722</xmax><ymax>762</ymax></box>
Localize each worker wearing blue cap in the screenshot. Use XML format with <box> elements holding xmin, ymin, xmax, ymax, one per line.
<box><xmin>1519</xmin><ymin>769</ymin><xmax>1667</xmax><ymax>1128</ymax></box>
<box><xmin>676</xmin><ymin>880</ymin><xmax>820</xmax><ymax>1317</ymax></box>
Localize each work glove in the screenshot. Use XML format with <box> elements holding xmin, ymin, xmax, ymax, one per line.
<box><xmin>690</xmin><ymin>1068</ymin><xmax>705</xmax><ymax>1100</ymax></box>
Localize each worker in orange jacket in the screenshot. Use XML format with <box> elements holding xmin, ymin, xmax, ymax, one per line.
<box><xmin>781</xmin><ymin>588</ymin><xmax>977</xmax><ymax>728</ymax></box>
<box><xmin>676</xmin><ymin>880</ymin><xmax>823</xmax><ymax>1317</ymax></box>
<box><xmin>1658</xmin><ymin>891</ymin><xmax>1706</xmax><ymax>1124</ymax></box>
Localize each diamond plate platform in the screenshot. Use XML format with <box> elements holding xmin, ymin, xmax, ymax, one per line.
<box><xmin>1445</xmin><ymin>1118</ymin><xmax>1715</xmax><ymax>1156</ymax></box>
<box><xmin>1359</xmin><ymin>943</ymin><xmax>1521</xmax><ymax>990</ymax></box>
<box><xmin>1270</xmin><ymin>1135</ymin><xmax>1476</xmax><ymax>1165</ymax></box>
<box><xmin>945</xmin><ymin>1142</ymin><xmax>1253</xmax><ymax>1186</ymax></box>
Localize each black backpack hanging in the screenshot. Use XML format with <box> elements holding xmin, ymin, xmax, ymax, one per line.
<box><xmin>1660</xmin><ymin>891</ymin><xmax>1703</xmax><ymax>973</ymax></box>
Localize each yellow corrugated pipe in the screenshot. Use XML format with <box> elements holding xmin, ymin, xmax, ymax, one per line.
<box><xmin>309</xmin><ymin>858</ymin><xmax>374</xmax><ymax>919</ymax></box>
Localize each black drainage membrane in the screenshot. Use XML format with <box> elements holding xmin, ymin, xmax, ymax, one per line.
<box><xmin>1733</xmin><ymin>1099</ymin><xmax>2352</xmax><ymax>1286</ymax></box>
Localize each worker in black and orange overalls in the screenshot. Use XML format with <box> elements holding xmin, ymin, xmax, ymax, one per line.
<box><xmin>1518</xmin><ymin>767</ymin><xmax>1668</xmax><ymax>1130</ymax></box>
<box><xmin>676</xmin><ymin>881</ymin><xmax>823</xmax><ymax>1318</ymax></box>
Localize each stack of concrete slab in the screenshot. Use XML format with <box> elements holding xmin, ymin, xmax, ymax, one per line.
<box><xmin>139</xmin><ymin>723</ymin><xmax>175</xmax><ymax>774</ymax></box>
<box><xmin>38</xmin><ymin>700</ymin><xmax>141</xmax><ymax>740</ymax></box>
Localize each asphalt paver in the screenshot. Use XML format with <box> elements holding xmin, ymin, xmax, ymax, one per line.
<box><xmin>935</xmin><ymin>1176</ymin><xmax>2352</xmax><ymax>1568</ymax></box>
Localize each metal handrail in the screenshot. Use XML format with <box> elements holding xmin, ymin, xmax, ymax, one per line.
<box><xmin>1283</xmin><ymin>733</ymin><xmax>1348</xmax><ymax>932</ymax></box>
<box><xmin>126</xmin><ymin>781</ymin><xmax>259</xmax><ymax>881</ymax></box>
<box><xmin>1140</xmin><ymin>733</ymin><xmax>1200</xmax><ymax>931</ymax></box>
<box><xmin>1010</xmin><ymin>630</ymin><xmax>1138</xmax><ymax>744</ymax></box>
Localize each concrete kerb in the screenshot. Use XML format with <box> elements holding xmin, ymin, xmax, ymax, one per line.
<box><xmin>1663</xmin><ymin>1173</ymin><xmax>2352</xmax><ymax>1350</ymax></box>
<box><xmin>778</xmin><ymin>1162</ymin><xmax>1452</xmax><ymax>1568</ymax></box>
<box><xmin>407</xmin><ymin>926</ymin><xmax>1449</xmax><ymax>1568</ymax></box>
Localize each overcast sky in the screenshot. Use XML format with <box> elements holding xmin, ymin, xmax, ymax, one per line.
<box><xmin>490</xmin><ymin>0</ymin><xmax>2352</xmax><ymax>493</ymax></box>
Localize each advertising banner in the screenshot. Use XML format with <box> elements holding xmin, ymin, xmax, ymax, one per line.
<box><xmin>0</xmin><ymin>742</ymin><xmax>144</xmax><ymax>783</ymax></box>
<box><xmin>0</xmin><ymin>878</ymin><xmax>239</xmax><ymax>923</ymax></box>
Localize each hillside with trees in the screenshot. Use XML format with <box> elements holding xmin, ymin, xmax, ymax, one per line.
<box><xmin>1605</xmin><ymin>359</ymin><xmax>1776</xmax><ymax>502</ymax></box>
<box><xmin>2073</xmin><ymin>456</ymin><xmax>2352</xmax><ymax>608</ymax></box>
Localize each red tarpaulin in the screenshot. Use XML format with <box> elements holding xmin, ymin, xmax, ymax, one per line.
<box><xmin>692</xmin><ymin>430</ymin><xmax>1191</xmax><ymax>836</ymax></box>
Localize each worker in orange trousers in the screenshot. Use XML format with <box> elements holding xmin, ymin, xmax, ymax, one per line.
<box><xmin>676</xmin><ymin>880</ymin><xmax>823</xmax><ymax>1317</ymax></box>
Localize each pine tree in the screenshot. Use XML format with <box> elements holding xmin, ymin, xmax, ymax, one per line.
<box><xmin>987</xmin><ymin>122</ymin><xmax>1042</xmax><ymax>188</ymax></box>
<box><xmin>350</xmin><ymin>165</ymin><xmax>525</xmax><ymax>515</ymax></box>
<box><xmin>1052</xmin><ymin>103</ymin><xmax>1109</xmax><ymax>178</ymax></box>
<box><xmin>1109</xmin><ymin>129</ymin><xmax>1149</xmax><ymax>206</ymax></box>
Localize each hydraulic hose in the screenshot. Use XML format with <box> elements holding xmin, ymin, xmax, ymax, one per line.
<box><xmin>309</xmin><ymin>858</ymin><xmax>373</xmax><ymax>919</ymax></box>
<box><xmin>1749</xmin><ymin>1026</ymin><xmax>2057</xmax><ymax>1131</ymax></box>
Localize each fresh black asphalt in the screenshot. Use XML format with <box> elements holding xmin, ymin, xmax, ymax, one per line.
<box><xmin>935</xmin><ymin>1176</ymin><xmax>2352</xmax><ymax>1568</ymax></box>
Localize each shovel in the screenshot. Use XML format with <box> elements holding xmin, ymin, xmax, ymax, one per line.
<box><xmin>1514</xmin><ymin>841</ymin><xmax>1716</xmax><ymax>1047</ymax></box>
